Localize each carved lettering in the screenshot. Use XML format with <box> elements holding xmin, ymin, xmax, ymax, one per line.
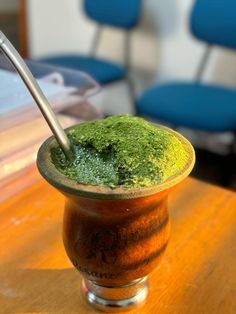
<box><xmin>76</xmin><ymin>264</ymin><xmax>117</xmax><ymax>279</ymax></box>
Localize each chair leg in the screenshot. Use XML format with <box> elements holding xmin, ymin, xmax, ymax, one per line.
<box><xmin>220</xmin><ymin>132</ymin><xmax>236</xmax><ymax>187</ymax></box>
<box><xmin>123</xmin><ymin>31</ymin><xmax>136</xmax><ymax>113</ymax></box>
<box><xmin>126</xmin><ymin>75</ymin><xmax>136</xmax><ymax>113</ymax></box>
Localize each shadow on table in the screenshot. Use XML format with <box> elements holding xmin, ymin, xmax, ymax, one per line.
<box><xmin>0</xmin><ymin>267</ymin><xmax>94</xmax><ymax>314</ymax></box>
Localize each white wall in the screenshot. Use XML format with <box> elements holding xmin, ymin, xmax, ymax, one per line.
<box><xmin>27</xmin><ymin>0</ymin><xmax>93</xmax><ymax>57</ymax></box>
<box><xmin>26</xmin><ymin>0</ymin><xmax>236</xmax><ymax>88</ymax></box>
<box><xmin>0</xmin><ymin>0</ymin><xmax>18</xmax><ymax>13</ymax></box>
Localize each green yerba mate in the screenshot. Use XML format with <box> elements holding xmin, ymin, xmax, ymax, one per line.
<box><xmin>51</xmin><ymin>114</ymin><xmax>188</xmax><ymax>188</ymax></box>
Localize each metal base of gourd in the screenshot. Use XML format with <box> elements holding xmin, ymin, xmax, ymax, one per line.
<box><xmin>82</xmin><ymin>276</ymin><xmax>149</xmax><ymax>312</ymax></box>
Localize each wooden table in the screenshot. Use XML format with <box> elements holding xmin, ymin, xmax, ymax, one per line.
<box><xmin>1</xmin><ymin>168</ymin><xmax>236</xmax><ymax>314</ymax></box>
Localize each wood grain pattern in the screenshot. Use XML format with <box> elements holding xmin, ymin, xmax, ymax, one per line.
<box><xmin>63</xmin><ymin>190</ymin><xmax>170</xmax><ymax>285</ymax></box>
<box><xmin>0</xmin><ymin>175</ymin><xmax>236</xmax><ymax>313</ymax></box>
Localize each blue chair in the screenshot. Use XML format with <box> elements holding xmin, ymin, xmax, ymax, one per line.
<box><xmin>137</xmin><ymin>0</ymin><xmax>236</xmax><ymax>135</ymax></box>
<box><xmin>39</xmin><ymin>0</ymin><xmax>141</xmax><ymax>92</ymax></box>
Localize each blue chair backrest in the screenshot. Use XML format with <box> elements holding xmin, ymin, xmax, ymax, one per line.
<box><xmin>84</xmin><ymin>0</ymin><xmax>141</xmax><ymax>29</ymax></box>
<box><xmin>190</xmin><ymin>0</ymin><xmax>236</xmax><ymax>49</ymax></box>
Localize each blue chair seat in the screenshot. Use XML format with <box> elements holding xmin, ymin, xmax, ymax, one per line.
<box><xmin>137</xmin><ymin>83</ymin><xmax>236</xmax><ymax>132</ymax></box>
<box><xmin>40</xmin><ymin>55</ymin><xmax>126</xmax><ymax>84</ymax></box>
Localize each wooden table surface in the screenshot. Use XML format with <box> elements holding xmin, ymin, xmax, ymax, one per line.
<box><xmin>1</xmin><ymin>168</ymin><xmax>236</xmax><ymax>314</ymax></box>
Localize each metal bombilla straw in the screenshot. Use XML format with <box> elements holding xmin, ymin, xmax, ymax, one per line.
<box><xmin>0</xmin><ymin>31</ymin><xmax>74</xmax><ymax>161</ymax></box>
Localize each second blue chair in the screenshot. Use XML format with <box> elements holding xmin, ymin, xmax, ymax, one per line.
<box><xmin>137</xmin><ymin>0</ymin><xmax>236</xmax><ymax>136</ymax></box>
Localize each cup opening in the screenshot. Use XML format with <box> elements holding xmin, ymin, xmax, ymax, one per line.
<box><xmin>37</xmin><ymin>124</ymin><xmax>195</xmax><ymax>199</ymax></box>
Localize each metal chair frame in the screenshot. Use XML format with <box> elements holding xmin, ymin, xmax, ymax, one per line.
<box><xmin>194</xmin><ymin>44</ymin><xmax>212</xmax><ymax>82</ymax></box>
<box><xmin>89</xmin><ymin>24</ymin><xmax>135</xmax><ymax>104</ymax></box>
